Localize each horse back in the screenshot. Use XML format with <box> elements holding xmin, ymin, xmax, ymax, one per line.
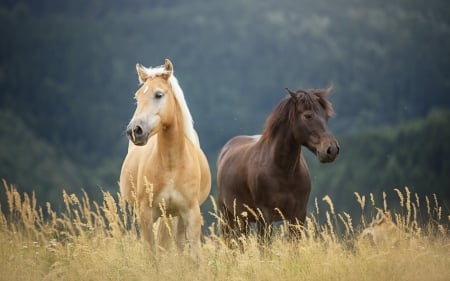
<box><xmin>218</xmin><ymin>134</ymin><xmax>259</xmax><ymax>162</ymax></box>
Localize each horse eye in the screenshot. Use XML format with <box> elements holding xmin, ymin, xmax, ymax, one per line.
<box><xmin>304</xmin><ymin>112</ymin><xmax>313</xmax><ymax>120</ymax></box>
<box><xmin>154</xmin><ymin>91</ymin><xmax>164</xmax><ymax>99</ymax></box>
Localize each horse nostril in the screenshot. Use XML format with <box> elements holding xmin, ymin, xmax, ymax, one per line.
<box><xmin>327</xmin><ymin>144</ymin><xmax>339</xmax><ymax>156</ymax></box>
<box><xmin>134</xmin><ymin>125</ymin><xmax>143</xmax><ymax>136</ymax></box>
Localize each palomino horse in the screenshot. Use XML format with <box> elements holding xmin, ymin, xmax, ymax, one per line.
<box><xmin>217</xmin><ymin>87</ymin><xmax>339</xmax><ymax>243</ymax></box>
<box><xmin>119</xmin><ymin>59</ymin><xmax>211</xmax><ymax>256</ymax></box>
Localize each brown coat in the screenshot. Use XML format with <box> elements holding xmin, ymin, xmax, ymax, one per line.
<box><xmin>217</xmin><ymin>87</ymin><xmax>339</xmax><ymax>240</ymax></box>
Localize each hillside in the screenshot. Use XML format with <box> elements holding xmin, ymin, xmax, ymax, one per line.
<box><xmin>307</xmin><ymin>109</ymin><xmax>450</xmax><ymax>214</ymax></box>
<box><xmin>0</xmin><ymin>0</ymin><xmax>449</xmax><ymax>212</ymax></box>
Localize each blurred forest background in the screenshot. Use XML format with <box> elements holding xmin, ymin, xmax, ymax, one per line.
<box><xmin>0</xmin><ymin>0</ymin><xmax>449</xmax><ymax>219</ymax></box>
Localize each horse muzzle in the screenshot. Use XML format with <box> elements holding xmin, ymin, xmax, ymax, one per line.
<box><xmin>126</xmin><ymin>123</ymin><xmax>149</xmax><ymax>146</ymax></box>
<box><xmin>316</xmin><ymin>139</ymin><xmax>340</xmax><ymax>163</ymax></box>
<box><xmin>126</xmin><ymin>115</ymin><xmax>161</xmax><ymax>146</ymax></box>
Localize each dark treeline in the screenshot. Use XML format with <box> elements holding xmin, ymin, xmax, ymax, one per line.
<box><xmin>0</xmin><ymin>0</ymin><xmax>449</xmax><ymax>214</ymax></box>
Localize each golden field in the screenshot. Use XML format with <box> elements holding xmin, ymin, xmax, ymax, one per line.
<box><xmin>0</xmin><ymin>180</ymin><xmax>449</xmax><ymax>281</ymax></box>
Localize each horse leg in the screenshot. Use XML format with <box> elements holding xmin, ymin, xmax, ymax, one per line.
<box><xmin>219</xmin><ymin>207</ymin><xmax>239</xmax><ymax>248</ymax></box>
<box><xmin>139</xmin><ymin>206</ymin><xmax>155</xmax><ymax>252</ymax></box>
<box><xmin>256</xmin><ymin>220</ymin><xmax>272</xmax><ymax>245</ymax></box>
<box><xmin>287</xmin><ymin>212</ymin><xmax>307</xmax><ymax>241</ymax></box>
<box><xmin>181</xmin><ymin>204</ymin><xmax>202</xmax><ymax>259</ymax></box>
<box><xmin>156</xmin><ymin>216</ymin><xmax>175</xmax><ymax>252</ymax></box>
<box><xmin>175</xmin><ymin>216</ymin><xmax>186</xmax><ymax>251</ymax></box>
<box><xmin>288</xmin><ymin>221</ymin><xmax>303</xmax><ymax>241</ymax></box>
<box><xmin>255</xmin><ymin>208</ymin><xmax>274</xmax><ymax>250</ymax></box>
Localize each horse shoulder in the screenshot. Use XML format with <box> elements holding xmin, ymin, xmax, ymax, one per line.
<box><xmin>119</xmin><ymin>144</ymin><xmax>149</xmax><ymax>201</ymax></box>
<box><xmin>155</xmin><ymin>138</ymin><xmax>210</xmax><ymax>208</ymax></box>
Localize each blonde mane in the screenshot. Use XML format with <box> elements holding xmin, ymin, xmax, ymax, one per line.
<box><xmin>139</xmin><ymin>65</ymin><xmax>197</xmax><ymax>146</ymax></box>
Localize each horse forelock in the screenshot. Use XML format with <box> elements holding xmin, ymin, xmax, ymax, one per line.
<box><xmin>140</xmin><ymin>65</ymin><xmax>197</xmax><ymax>145</ymax></box>
<box><xmin>138</xmin><ymin>65</ymin><xmax>170</xmax><ymax>84</ymax></box>
<box><xmin>261</xmin><ymin>88</ymin><xmax>334</xmax><ymax>142</ymax></box>
<box><xmin>298</xmin><ymin>89</ymin><xmax>335</xmax><ymax>117</ymax></box>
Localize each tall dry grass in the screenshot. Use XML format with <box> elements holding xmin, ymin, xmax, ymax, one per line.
<box><xmin>0</xmin><ymin>179</ymin><xmax>449</xmax><ymax>281</ymax></box>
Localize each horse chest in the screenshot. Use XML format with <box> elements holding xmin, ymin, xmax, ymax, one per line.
<box><xmin>137</xmin><ymin>144</ymin><xmax>199</xmax><ymax>212</ymax></box>
<box><xmin>253</xmin><ymin>167</ymin><xmax>310</xmax><ymax>194</ymax></box>
<box><xmin>154</xmin><ymin>178</ymin><xmax>185</xmax><ymax>214</ymax></box>
<box><xmin>258</xmin><ymin>183</ymin><xmax>305</xmax><ymax>204</ymax></box>
<box><xmin>252</xmin><ymin>169</ymin><xmax>310</xmax><ymax>216</ymax></box>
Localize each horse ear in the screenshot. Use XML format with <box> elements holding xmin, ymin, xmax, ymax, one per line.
<box><xmin>285</xmin><ymin>87</ymin><xmax>297</xmax><ymax>99</ymax></box>
<box><xmin>324</xmin><ymin>85</ymin><xmax>333</xmax><ymax>96</ymax></box>
<box><xmin>162</xmin><ymin>58</ymin><xmax>174</xmax><ymax>79</ymax></box>
<box><xmin>136</xmin><ymin>63</ymin><xmax>148</xmax><ymax>84</ymax></box>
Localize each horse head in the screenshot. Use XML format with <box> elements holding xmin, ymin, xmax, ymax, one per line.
<box><xmin>286</xmin><ymin>87</ymin><xmax>340</xmax><ymax>163</ymax></box>
<box><xmin>126</xmin><ymin>59</ymin><xmax>176</xmax><ymax>146</ymax></box>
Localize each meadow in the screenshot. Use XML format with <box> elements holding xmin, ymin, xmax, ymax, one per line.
<box><xmin>0</xmin><ymin>179</ymin><xmax>449</xmax><ymax>281</ymax></box>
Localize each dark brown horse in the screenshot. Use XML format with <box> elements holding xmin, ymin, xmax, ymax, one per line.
<box><xmin>217</xmin><ymin>87</ymin><xmax>339</xmax><ymax>243</ymax></box>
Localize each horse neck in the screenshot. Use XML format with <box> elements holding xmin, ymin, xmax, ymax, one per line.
<box><xmin>156</xmin><ymin>105</ymin><xmax>187</xmax><ymax>167</ymax></box>
<box><xmin>261</xmin><ymin>126</ymin><xmax>302</xmax><ymax>171</ymax></box>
